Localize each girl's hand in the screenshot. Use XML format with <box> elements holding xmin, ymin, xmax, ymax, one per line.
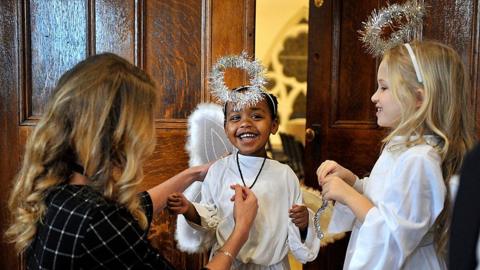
<box><xmin>316</xmin><ymin>160</ymin><xmax>357</xmax><ymax>186</ymax></box>
<box><xmin>321</xmin><ymin>175</ymin><xmax>357</xmax><ymax>205</ymax></box>
<box><xmin>289</xmin><ymin>204</ymin><xmax>308</xmax><ymax>230</ymax></box>
<box><xmin>166</xmin><ymin>192</ymin><xmax>190</xmax><ymax>214</ymax></box>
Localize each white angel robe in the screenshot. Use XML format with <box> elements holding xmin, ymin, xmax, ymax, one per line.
<box><xmin>328</xmin><ymin>136</ymin><xmax>447</xmax><ymax>269</ymax></box>
<box><xmin>178</xmin><ymin>152</ymin><xmax>320</xmax><ymax>269</ymax></box>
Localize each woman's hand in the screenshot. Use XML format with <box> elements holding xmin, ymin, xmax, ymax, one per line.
<box><xmin>190</xmin><ymin>161</ymin><xmax>214</xmax><ymax>182</ymax></box>
<box><xmin>316</xmin><ymin>160</ymin><xmax>357</xmax><ymax>186</ymax></box>
<box><xmin>231</xmin><ymin>184</ymin><xmax>258</xmax><ymax>234</ymax></box>
<box><xmin>148</xmin><ymin>161</ymin><xmax>213</xmax><ymax>214</ymax></box>
<box><xmin>204</xmin><ymin>185</ymin><xmax>258</xmax><ymax>270</ymax></box>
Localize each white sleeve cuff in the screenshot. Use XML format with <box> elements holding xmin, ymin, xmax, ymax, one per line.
<box><xmin>353</xmin><ymin>176</ymin><xmax>364</xmax><ymax>193</ymax></box>
<box><xmin>192</xmin><ymin>202</ymin><xmax>221</xmax><ymax>229</ymax></box>
<box><xmin>328</xmin><ymin>202</ymin><xmax>356</xmax><ymax>234</ymax></box>
<box><xmin>288</xmin><ymin>208</ymin><xmax>321</xmax><ymax>263</ymax></box>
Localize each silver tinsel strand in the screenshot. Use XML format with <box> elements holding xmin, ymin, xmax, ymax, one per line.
<box><xmin>358</xmin><ymin>0</ymin><xmax>425</xmax><ymax>57</ymax></box>
<box><xmin>209</xmin><ymin>52</ymin><xmax>268</xmax><ymax>111</ymax></box>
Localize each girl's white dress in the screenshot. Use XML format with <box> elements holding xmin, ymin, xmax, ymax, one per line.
<box><xmin>328</xmin><ymin>137</ymin><xmax>447</xmax><ymax>269</ymax></box>
<box><xmin>177</xmin><ymin>153</ymin><xmax>320</xmax><ymax>269</ymax></box>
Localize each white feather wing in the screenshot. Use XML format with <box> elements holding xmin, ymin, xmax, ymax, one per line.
<box><xmin>176</xmin><ymin>103</ymin><xmax>235</xmax><ymax>252</ymax></box>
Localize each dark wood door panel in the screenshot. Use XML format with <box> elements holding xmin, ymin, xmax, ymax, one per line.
<box><xmin>0</xmin><ymin>2</ymin><xmax>20</xmax><ymax>270</ymax></box>
<box><xmin>305</xmin><ymin>3</ymin><xmax>387</xmax><ymax>268</ymax></box>
<box><xmin>145</xmin><ymin>0</ymin><xmax>204</xmax><ymax>121</ymax></box>
<box><xmin>94</xmin><ymin>0</ymin><xmax>137</xmax><ymax>60</ymax></box>
<box><xmin>22</xmin><ymin>1</ymin><xmax>88</xmax><ymax>121</ymax></box>
<box><xmin>422</xmin><ymin>0</ymin><xmax>480</xmax><ymax>131</ymax></box>
<box><xmin>305</xmin><ymin>0</ymin><xmax>390</xmax><ymax>189</ymax></box>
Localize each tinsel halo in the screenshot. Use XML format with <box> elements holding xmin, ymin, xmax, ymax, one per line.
<box><xmin>209</xmin><ymin>52</ymin><xmax>267</xmax><ymax>111</ymax></box>
<box><xmin>358</xmin><ymin>0</ymin><xmax>425</xmax><ymax>57</ymax></box>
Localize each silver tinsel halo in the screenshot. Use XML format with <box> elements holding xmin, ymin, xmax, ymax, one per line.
<box><xmin>209</xmin><ymin>52</ymin><xmax>267</xmax><ymax>111</ymax></box>
<box><xmin>358</xmin><ymin>0</ymin><xmax>425</xmax><ymax>57</ymax></box>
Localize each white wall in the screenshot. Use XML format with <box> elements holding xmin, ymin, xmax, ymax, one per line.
<box><xmin>255</xmin><ymin>0</ymin><xmax>309</xmax><ymax>147</ymax></box>
<box><xmin>256</xmin><ymin>0</ymin><xmax>309</xmax><ymax>60</ymax></box>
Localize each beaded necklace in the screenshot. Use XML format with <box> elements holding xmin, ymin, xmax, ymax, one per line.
<box><xmin>236</xmin><ymin>152</ymin><xmax>266</xmax><ymax>189</ymax></box>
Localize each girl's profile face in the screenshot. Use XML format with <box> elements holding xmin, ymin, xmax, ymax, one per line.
<box><xmin>371</xmin><ymin>59</ymin><xmax>401</xmax><ymax>128</ymax></box>
<box><xmin>224</xmin><ymin>99</ymin><xmax>278</xmax><ymax>157</ymax></box>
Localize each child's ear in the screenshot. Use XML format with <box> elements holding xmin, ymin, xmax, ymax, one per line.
<box><xmin>415</xmin><ymin>88</ymin><xmax>424</xmax><ymax>108</ymax></box>
<box><xmin>271</xmin><ymin>118</ymin><xmax>279</xmax><ymax>135</ymax></box>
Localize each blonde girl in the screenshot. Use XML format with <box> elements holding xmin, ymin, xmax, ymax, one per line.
<box><xmin>6</xmin><ymin>53</ymin><xmax>257</xmax><ymax>270</ymax></box>
<box><xmin>317</xmin><ymin>40</ymin><xmax>475</xmax><ymax>269</ymax></box>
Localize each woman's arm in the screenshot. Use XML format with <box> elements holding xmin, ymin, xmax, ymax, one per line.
<box><xmin>147</xmin><ymin>163</ymin><xmax>210</xmax><ymax>214</ymax></box>
<box><xmin>204</xmin><ymin>185</ymin><xmax>258</xmax><ymax>270</ymax></box>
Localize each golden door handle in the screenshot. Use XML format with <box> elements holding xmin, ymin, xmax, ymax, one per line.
<box><xmin>314</xmin><ymin>0</ymin><xmax>324</xmax><ymax>7</ymax></box>
<box><xmin>305</xmin><ymin>128</ymin><xmax>316</xmax><ymax>142</ymax></box>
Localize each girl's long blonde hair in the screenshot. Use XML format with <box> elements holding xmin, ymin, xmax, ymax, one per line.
<box><xmin>382</xmin><ymin>40</ymin><xmax>476</xmax><ymax>257</ymax></box>
<box><xmin>6</xmin><ymin>53</ymin><xmax>157</xmax><ymax>253</ymax></box>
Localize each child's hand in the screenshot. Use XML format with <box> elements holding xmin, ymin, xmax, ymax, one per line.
<box><xmin>289</xmin><ymin>204</ymin><xmax>308</xmax><ymax>230</ymax></box>
<box><xmin>316</xmin><ymin>160</ymin><xmax>357</xmax><ymax>186</ymax></box>
<box><xmin>166</xmin><ymin>192</ymin><xmax>190</xmax><ymax>215</ymax></box>
<box><xmin>321</xmin><ymin>175</ymin><xmax>356</xmax><ymax>204</ymax></box>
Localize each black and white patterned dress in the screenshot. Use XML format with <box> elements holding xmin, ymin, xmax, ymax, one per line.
<box><xmin>26</xmin><ymin>184</ymin><xmax>175</xmax><ymax>270</ymax></box>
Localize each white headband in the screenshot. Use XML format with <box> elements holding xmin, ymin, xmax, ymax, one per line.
<box><xmin>224</xmin><ymin>86</ymin><xmax>277</xmax><ymax>116</ymax></box>
<box><xmin>403</xmin><ymin>43</ymin><xmax>423</xmax><ymax>83</ymax></box>
<box><xmin>264</xmin><ymin>93</ymin><xmax>277</xmax><ymax>116</ymax></box>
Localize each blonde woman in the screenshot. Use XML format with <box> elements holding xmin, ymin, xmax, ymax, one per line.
<box><xmin>6</xmin><ymin>53</ymin><xmax>258</xmax><ymax>270</ymax></box>
<box><xmin>317</xmin><ymin>41</ymin><xmax>476</xmax><ymax>269</ymax></box>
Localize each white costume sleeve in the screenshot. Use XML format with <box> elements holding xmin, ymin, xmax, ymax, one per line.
<box><xmin>327</xmin><ymin>202</ymin><xmax>356</xmax><ymax>234</ymax></box>
<box><xmin>287</xmin><ymin>171</ymin><xmax>321</xmax><ymax>263</ymax></box>
<box><xmin>328</xmin><ymin>176</ymin><xmax>369</xmax><ymax>234</ymax></box>
<box><xmin>352</xmin><ymin>176</ymin><xmax>366</xmax><ymax>193</ymax></box>
<box><xmin>347</xmin><ymin>150</ymin><xmax>445</xmax><ymax>269</ymax></box>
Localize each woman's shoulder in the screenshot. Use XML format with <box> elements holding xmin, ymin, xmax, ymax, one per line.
<box><xmin>45</xmin><ymin>184</ymin><xmax>117</xmax><ymax>218</ymax></box>
<box><xmin>47</xmin><ymin>184</ymin><xmax>107</xmax><ymax>204</ymax></box>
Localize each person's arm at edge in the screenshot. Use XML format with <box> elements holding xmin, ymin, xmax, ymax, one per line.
<box><xmin>148</xmin><ymin>163</ymin><xmax>210</xmax><ymax>214</ymax></box>
<box><xmin>203</xmin><ymin>224</ymin><xmax>249</xmax><ymax>270</ymax></box>
<box><xmin>204</xmin><ymin>185</ymin><xmax>258</xmax><ymax>270</ymax></box>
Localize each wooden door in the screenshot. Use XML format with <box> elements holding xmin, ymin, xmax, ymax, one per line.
<box><xmin>304</xmin><ymin>0</ymin><xmax>480</xmax><ymax>269</ymax></box>
<box><xmin>0</xmin><ymin>1</ymin><xmax>255</xmax><ymax>269</ymax></box>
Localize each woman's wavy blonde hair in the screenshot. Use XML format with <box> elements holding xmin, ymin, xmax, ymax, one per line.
<box><xmin>6</xmin><ymin>53</ymin><xmax>157</xmax><ymax>253</ymax></box>
<box><xmin>382</xmin><ymin>40</ymin><xmax>476</xmax><ymax>257</ymax></box>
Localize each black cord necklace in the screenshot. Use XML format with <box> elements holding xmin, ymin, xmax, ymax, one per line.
<box><xmin>236</xmin><ymin>151</ymin><xmax>267</xmax><ymax>189</ymax></box>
